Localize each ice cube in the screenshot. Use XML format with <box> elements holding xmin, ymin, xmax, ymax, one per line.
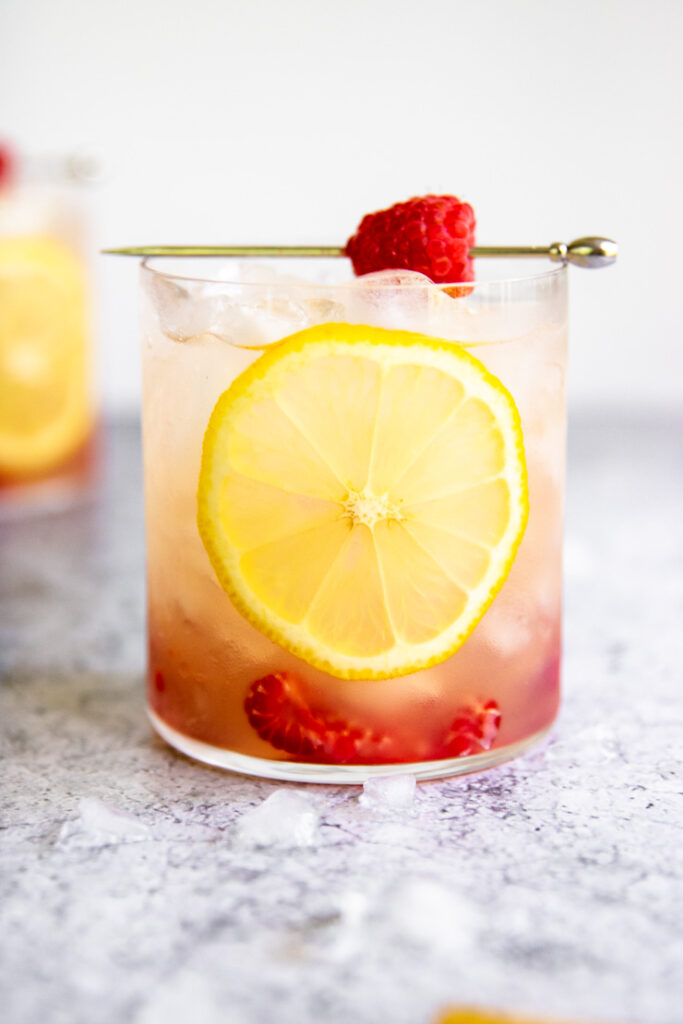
<box><xmin>316</xmin><ymin>889</ymin><xmax>371</xmax><ymax>962</ymax></box>
<box><xmin>359</xmin><ymin>774</ymin><xmax>417</xmax><ymax>810</ymax></box>
<box><xmin>336</xmin><ymin>889</ymin><xmax>369</xmax><ymax>928</ymax></box>
<box><xmin>216</xmin><ymin>260</ymin><xmax>317</xmax><ymax>287</ymax></box>
<box><xmin>211</xmin><ymin>264</ymin><xmax>346</xmax><ymax>347</ymax></box>
<box><xmin>214</xmin><ymin>296</ymin><xmax>311</xmax><ymax>348</ymax></box>
<box><xmin>477</xmin><ymin>603</ymin><xmax>534</xmax><ymax>655</ymax></box>
<box><xmin>56</xmin><ymin>797</ymin><xmax>150</xmax><ymax>848</ymax></box>
<box><xmin>234</xmin><ymin>789</ymin><xmax>319</xmax><ymax>849</ymax></box>
<box><xmin>146</xmin><ymin>259</ymin><xmax>352</xmax><ymax>346</ymax></box>
<box><xmin>146</xmin><ymin>273</ymin><xmax>227</xmax><ymax>343</ymax></box>
<box><xmin>381</xmin><ymin>877</ymin><xmax>478</xmax><ymax>954</ymax></box>
<box><xmin>151</xmin><ymin>275</ymin><xmax>345</xmax><ymax>348</ymax></box>
<box><xmin>343</xmin><ymin>269</ymin><xmax>440</xmax><ymax>333</ymax></box>
<box><xmin>300</xmin><ymin>879</ymin><xmax>477</xmax><ymax>964</ymax></box>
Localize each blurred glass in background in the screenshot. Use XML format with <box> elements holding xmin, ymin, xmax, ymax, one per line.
<box><xmin>0</xmin><ymin>140</ymin><xmax>99</xmax><ymax>518</ymax></box>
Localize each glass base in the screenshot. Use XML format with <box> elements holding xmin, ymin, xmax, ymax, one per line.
<box><xmin>148</xmin><ymin>708</ymin><xmax>551</xmax><ymax>784</ymax></box>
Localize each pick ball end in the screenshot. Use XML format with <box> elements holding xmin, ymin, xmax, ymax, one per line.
<box><xmin>567</xmin><ymin>236</ymin><xmax>618</xmax><ymax>269</ymax></box>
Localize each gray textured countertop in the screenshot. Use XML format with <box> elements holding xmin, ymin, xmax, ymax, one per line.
<box><xmin>1</xmin><ymin>416</ymin><xmax>682</xmax><ymax>1024</ymax></box>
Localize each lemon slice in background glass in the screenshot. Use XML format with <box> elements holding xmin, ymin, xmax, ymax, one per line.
<box><xmin>198</xmin><ymin>323</ymin><xmax>528</xmax><ymax>680</ymax></box>
<box><xmin>0</xmin><ymin>236</ymin><xmax>92</xmax><ymax>477</ymax></box>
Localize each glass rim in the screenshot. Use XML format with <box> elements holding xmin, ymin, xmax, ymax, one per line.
<box><xmin>140</xmin><ymin>256</ymin><xmax>568</xmax><ymax>291</ymax></box>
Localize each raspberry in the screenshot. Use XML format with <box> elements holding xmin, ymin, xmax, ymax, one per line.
<box><xmin>244</xmin><ymin>672</ymin><xmax>377</xmax><ymax>763</ymax></box>
<box><xmin>244</xmin><ymin>672</ymin><xmax>500</xmax><ymax>766</ymax></box>
<box><xmin>0</xmin><ymin>144</ymin><xmax>14</xmax><ymax>189</ymax></box>
<box><xmin>441</xmin><ymin>700</ymin><xmax>501</xmax><ymax>758</ymax></box>
<box><xmin>345</xmin><ymin>195</ymin><xmax>476</xmax><ymax>284</ymax></box>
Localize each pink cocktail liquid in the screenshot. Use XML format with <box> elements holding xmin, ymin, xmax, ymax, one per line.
<box><xmin>141</xmin><ymin>261</ymin><xmax>566</xmax><ymax>781</ymax></box>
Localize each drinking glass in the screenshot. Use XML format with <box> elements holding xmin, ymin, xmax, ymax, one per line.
<box><xmin>0</xmin><ymin>180</ymin><xmax>97</xmax><ymax>516</ymax></box>
<box><xmin>140</xmin><ymin>258</ymin><xmax>567</xmax><ymax>781</ymax></box>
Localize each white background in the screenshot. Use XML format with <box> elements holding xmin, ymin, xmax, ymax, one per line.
<box><xmin>1</xmin><ymin>0</ymin><xmax>681</xmax><ymax>416</ymax></box>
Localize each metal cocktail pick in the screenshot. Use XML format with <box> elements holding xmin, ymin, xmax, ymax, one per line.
<box><xmin>103</xmin><ymin>236</ymin><xmax>617</xmax><ymax>269</ymax></box>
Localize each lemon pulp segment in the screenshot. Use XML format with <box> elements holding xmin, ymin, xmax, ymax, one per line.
<box><xmin>197</xmin><ymin>323</ymin><xmax>528</xmax><ymax>680</ymax></box>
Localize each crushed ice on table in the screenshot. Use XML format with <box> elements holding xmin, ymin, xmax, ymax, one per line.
<box><xmin>545</xmin><ymin>722</ymin><xmax>620</xmax><ymax>764</ymax></box>
<box><xmin>359</xmin><ymin>774</ymin><xmax>417</xmax><ymax>811</ymax></box>
<box><xmin>56</xmin><ymin>797</ymin><xmax>150</xmax><ymax>849</ymax></box>
<box><xmin>312</xmin><ymin>877</ymin><xmax>478</xmax><ymax>964</ymax></box>
<box><xmin>234</xmin><ymin>789</ymin><xmax>319</xmax><ymax>849</ymax></box>
<box><xmin>316</xmin><ymin>889</ymin><xmax>371</xmax><ymax>962</ymax></box>
<box><xmin>380</xmin><ymin>877</ymin><xmax>479</xmax><ymax>955</ymax></box>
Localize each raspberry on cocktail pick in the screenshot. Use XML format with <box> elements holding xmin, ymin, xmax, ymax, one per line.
<box><xmin>345</xmin><ymin>194</ymin><xmax>477</xmax><ymax>283</ymax></box>
<box><xmin>103</xmin><ymin>194</ymin><xmax>618</xmax><ymax>274</ymax></box>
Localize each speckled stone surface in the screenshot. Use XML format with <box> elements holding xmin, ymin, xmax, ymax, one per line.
<box><xmin>1</xmin><ymin>417</ymin><xmax>682</xmax><ymax>1024</ymax></box>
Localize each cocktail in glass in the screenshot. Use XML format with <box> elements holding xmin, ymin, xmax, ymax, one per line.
<box><xmin>0</xmin><ymin>158</ymin><xmax>96</xmax><ymax>516</ymax></box>
<box><xmin>140</xmin><ymin>258</ymin><xmax>566</xmax><ymax>781</ymax></box>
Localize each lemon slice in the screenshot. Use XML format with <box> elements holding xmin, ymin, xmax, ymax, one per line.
<box><xmin>0</xmin><ymin>236</ymin><xmax>92</xmax><ymax>476</ymax></box>
<box><xmin>198</xmin><ymin>323</ymin><xmax>528</xmax><ymax>680</ymax></box>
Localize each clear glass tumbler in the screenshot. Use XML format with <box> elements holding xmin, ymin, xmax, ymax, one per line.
<box><xmin>0</xmin><ymin>180</ymin><xmax>97</xmax><ymax>517</ymax></box>
<box><xmin>140</xmin><ymin>258</ymin><xmax>567</xmax><ymax>781</ymax></box>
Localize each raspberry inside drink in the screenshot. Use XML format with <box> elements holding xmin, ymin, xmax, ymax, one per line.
<box><xmin>141</xmin><ymin>258</ymin><xmax>566</xmax><ymax>781</ymax></box>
